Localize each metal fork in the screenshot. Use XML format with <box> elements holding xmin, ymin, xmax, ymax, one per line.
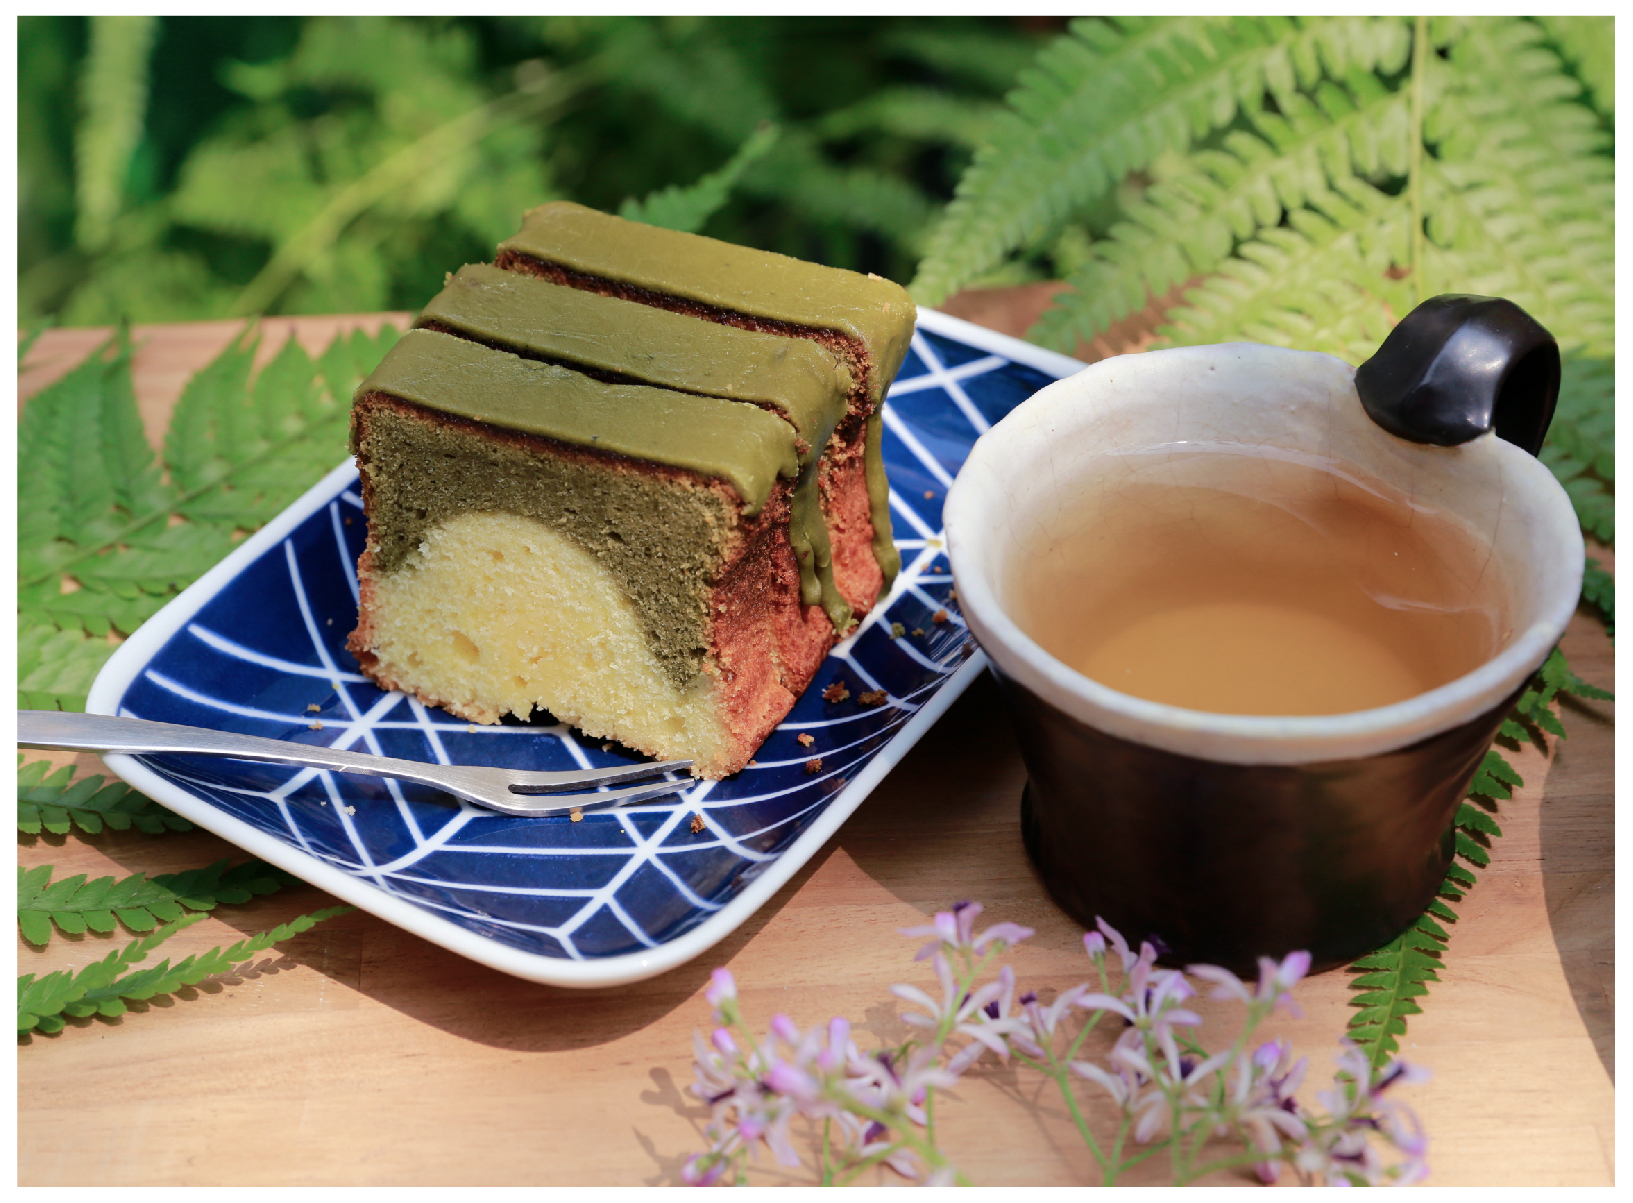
<box><xmin>17</xmin><ymin>711</ymin><xmax>695</xmax><ymax>818</ymax></box>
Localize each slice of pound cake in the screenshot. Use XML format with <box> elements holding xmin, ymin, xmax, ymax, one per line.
<box><xmin>347</xmin><ymin>209</ymin><xmax>916</xmax><ymax>778</ymax></box>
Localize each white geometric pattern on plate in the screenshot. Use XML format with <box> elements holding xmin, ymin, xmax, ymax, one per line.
<box><xmin>87</xmin><ymin>309</ymin><xmax>1085</xmax><ymax>987</ymax></box>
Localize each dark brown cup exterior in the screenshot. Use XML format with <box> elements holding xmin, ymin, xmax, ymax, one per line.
<box><xmin>995</xmin><ymin>668</ymin><xmax>1526</xmax><ymax>976</ymax></box>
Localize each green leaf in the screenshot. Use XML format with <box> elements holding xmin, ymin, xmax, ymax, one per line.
<box><xmin>1468</xmin><ymin>749</ymin><xmax>1522</xmax><ymax>800</ymax></box>
<box><xmin>619</xmin><ymin>124</ymin><xmax>780</xmax><ymax>234</ymax></box>
<box><xmin>74</xmin><ymin>16</ymin><xmax>158</xmax><ymax>251</ymax></box>
<box><xmin>56</xmin><ymin>905</ymin><xmax>356</xmax><ymax>1024</ymax></box>
<box><xmin>18</xmin><ymin>914</ymin><xmax>206</xmax><ymax>1033</ymax></box>
<box><xmin>17</xmin><ymin>617</ymin><xmax>116</xmax><ymax>713</ymax></box>
<box><xmin>20</xmin><ymin>318</ymin><xmax>392</xmax><ymax>708</ymax></box>
<box><xmin>17</xmin><ymin>859</ymin><xmax>295</xmax><ymax>945</ymax></box>
<box><xmin>1533</xmin><ymin>17</ymin><xmax>1613</xmax><ymax>118</ymax></box>
<box><xmin>16</xmin><ymin>755</ymin><xmax>191</xmax><ymax>836</ymax></box>
<box><xmin>1455</xmin><ymin>801</ymin><xmax>1502</xmax><ymax>839</ymax></box>
<box><xmin>1581</xmin><ymin>560</ymin><xmax>1614</xmax><ymax>639</ymax></box>
<box><xmin>912</xmin><ymin>15</ymin><xmax>1413</xmax><ymax>305</ymax></box>
<box><xmin>20</xmin><ymin>906</ymin><xmax>353</xmax><ymax>1033</ymax></box>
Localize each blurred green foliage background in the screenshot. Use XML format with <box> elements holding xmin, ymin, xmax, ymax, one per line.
<box><xmin>18</xmin><ymin>14</ymin><xmax>1048</xmax><ymax>327</ymax></box>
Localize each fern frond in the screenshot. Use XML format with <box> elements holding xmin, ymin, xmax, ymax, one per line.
<box><xmin>1422</xmin><ymin>18</ymin><xmax>1613</xmax><ymax>355</ymax></box>
<box><xmin>1030</xmin><ymin>72</ymin><xmax>1411</xmax><ymax>351</ymax></box>
<box><xmin>19</xmin><ymin>914</ymin><xmax>205</xmax><ymax>1034</ymax></box>
<box><xmin>620</xmin><ymin>124</ymin><xmax>779</xmax><ymax>234</ymax></box>
<box><xmin>911</xmin><ymin>15</ymin><xmax>1412</xmax><ymax>305</ymax></box>
<box><xmin>1467</xmin><ymin>750</ymin><xmax>1522</xmax><ymax>803</ymax></box>
<box><xmin>743</xmin><ymin>131</ymin><xmax>936</xmax><ymax>248</ymax></box>
<box><xmin>1347</xmin><ymin>647</ymin><xmax>1597</xmax><ymax>1068</ymax></box>
<box><xmin>16</xmin><ymin>755</ymin><xmax>192</xmax><ymax>837</ymax></box>
<box><xmin>17</xmin><ymin>617</ymin><xmax>115</xmax><ymax>713</ymax></box>
<box><xmin>591</xmin><ymin>18</ymin><xmax>776</xmax><ymax>144</ymax></box>
<box><xmin>46</xmin><ymin>906</ymin><xmax>355</xmax><ymax>1029</ymax></box>
<box><xmin>878</xmin><ymin>26</ymin><xmax>1043</xmax><ymax>93</ymax></box>
<box><xmin>18</xmin><ymin>860</ymin><xmax>293</xmax><ymax>945</ymax></box>
<box><xmin>74</xmin><ymin>15</ymin><xmax>157</xmax><ymax>251</ymax></box>
<box><xmin>19</xmin><ymin>321</ymin><xmax>399</xmax><ymax>707</ymax></box>
<box><xmin>816</xmin><ymin>88</ymin><xmax>1002</xmax><ymax>150</ymax></box>
<box><xmin>1581</xmin><ymin>561</ymin><xmax>1613</xmax><ymax>639</ymax></box>
<box><xmin>1156</xmin><ymin>179</ymin><xmax>1411</xmax><ymax>362</ymax></box>
<box><xmin>1542</xmin><ymin>355</ymin><xmax>1614</xmax><ymax>544</ymax></box>
<box><xmin>1529</xmin><ymin>16</ymin><xmax>1613</xmax><ymax>119</ymax></box>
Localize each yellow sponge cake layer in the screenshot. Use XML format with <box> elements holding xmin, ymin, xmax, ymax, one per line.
<box><xmin>364</xmin><ymin>511</ymin><xmax>736</xmax><ymax>772</ymax></box>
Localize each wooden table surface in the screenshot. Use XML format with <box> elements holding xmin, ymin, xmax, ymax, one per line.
<box><xmin>17</xmin><ymin>308</ymin><xmax>1615</xmax><ymax>1187</ymax></box>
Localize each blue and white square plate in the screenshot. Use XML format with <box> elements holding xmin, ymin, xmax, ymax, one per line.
<box><xmin>88</xmin><ymin>310</ymin><xmax>1085</xmax><ymax>987</ymax></box>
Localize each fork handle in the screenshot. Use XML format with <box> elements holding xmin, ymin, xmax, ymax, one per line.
<box><xmin>18</xmin><ymin>710</ymin><xmax>468</xmax><ymax>796</ymax></box>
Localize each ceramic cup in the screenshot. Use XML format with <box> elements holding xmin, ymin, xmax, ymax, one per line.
<box><xmin>945</xmin><ymin>325</ymin><xmax>1582</xmax><ymax>974</ymax></box>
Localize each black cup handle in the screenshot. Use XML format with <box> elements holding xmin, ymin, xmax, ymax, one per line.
<box><xmin>1353</xmin><ymin>294</ymin><xmax>1559</xmax><ymax>457</ymax></box>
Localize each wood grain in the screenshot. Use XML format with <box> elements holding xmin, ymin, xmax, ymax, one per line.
<box><xmin>16</xmin><ymin>314</ymin><xmax>1614</xmax><ymax>1187</ymax></box>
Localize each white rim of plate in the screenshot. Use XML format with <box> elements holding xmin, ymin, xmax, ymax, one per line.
<box><xmin>83</xmin><ymin>307</ymin><xmax>1049</xmax><ymax>988</ymax></box>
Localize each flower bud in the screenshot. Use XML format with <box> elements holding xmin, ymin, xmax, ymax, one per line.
<box><xmin>705</xmin><ymin>967</ymin><xmax>737</xmax><ymax>1008</ymax></box>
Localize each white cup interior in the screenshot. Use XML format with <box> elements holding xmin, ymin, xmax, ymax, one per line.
<box><xmin>945</xmin><ymin>343</ymin><xmax>1585</xmax><ymax>765</ymax></box>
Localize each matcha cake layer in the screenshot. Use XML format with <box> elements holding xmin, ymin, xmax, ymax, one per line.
<box><xmin>495</xmin><ymin>202</ymin><xmax>910</xmax><ymax>589</ymax></box>
<box><xmin>349</xmin><ymin>331</ymin><xmax>837</xmax><ymax>778</ymax></box>
<box><xmin>497</xmin><ymin>202</ymin><xmax>916</xmax><ymax>407</ymax></box>
<box><xmin>417</xmin><ymin>265</ymin><xmax>879</xmax><ymax>624</ymax></box>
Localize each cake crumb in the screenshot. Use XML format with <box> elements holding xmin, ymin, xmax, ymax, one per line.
<box><xmin>859</xmin><ymin>690</ymin><xmax>888</xmax><ymax>707</ymax></box>
<box><xmin>797</xmin><ymin>732</ymin><xmax>815</xmax><ymax>747</ymax></box>
<box><xmin>924</xmin><ymin>490</ymin><xmax>935</xmax><ymax>499</ymax></box>
<box><xmin>307</xmin><ymin>703</ymin><xmax>321</xmax><ymax>712</ymax></box>
<box><xmin>690</xmin><ymin>813</ymin><xmax>705</xmax><ymax>834</ymax></box>
<box><xmin>343</xmin><ymin>805</ymin><xmax>356</xmax><ymax>815</ymax></box>
<box><xmin>747</xmin><ymin>759</ymin><xmax>759</xmax><ymax>768</ymax></box>
<box><xmin>570</xmin><ymin>807</ymin><xmax>584</xmax><ymax>823</ymax></box>
<box><xmin>948</xmin><ymin>588</ymin><xmax>958</xmax><ymax>602</ymax></box>
<box><xmin>603</xmin><ymin>742</ymin><xmax>615</xmax><ymax>752</ymax></box>
<box><xmin>912</xmin><ymin>627</ymin><xmax>925</xmax><ymax>637</ymax></box>
<box><xmin>467</xmin><ymin>724</ymin><xmax>476</xmax><ymax>733</ymax></box>
<box><xmin>325</xmin><ymin>618</ymin><xmax>333</xmax><ymax>626</ymax></box>
<box><xmin>309</xmin><ymin>721</ymin><xmax>323</xmax><ymax>730</ymax></box>
<box><xmin>932</xmin><ymin>609</ymin><xmax>949</xmax><ymax>624</ymax></box>
<box><xmin>823</xmin><ymin>681</ymin><xmax>850</xmax><ymax>704</ymax></box>
<box><xmin>890</xmin><ymin>622</ymin><xmax>905</xmax><ymax>638</ymax></box>
<box><xmin>804</xmin><ymin>757</ymin><xmax>823</xmax><ymax>774</ymax></box>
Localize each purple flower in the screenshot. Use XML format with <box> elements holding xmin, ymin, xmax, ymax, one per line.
<box><xmin>1078</xmin><ymin>940</ymin><xmax>1200</xmax><ymax>1068</ymax></box>
<box><xmin>815</xmin><ymin>1016</ymin><xmax>851</xmax><ymax>1073</ymax></box>
<box><xmin>769</xmin><ymin>1012</ymin><xmax>799</xmax><ymax>1045</ymax></box>
<box><xmin>705</xmin><ymin>967</ymin><xmax>737</xmax><ymax>1009</ymax></box>
<box><xmin>1094</xmin><ymin>916</ymin><xmax>1138</xmax><ymax>972</ymax></box>
<box><xmin>764</xmin><ymin>1059</ymin><xmax>820</xmax><ymax>1103</ymax></box>
<box><xmin>1295</xmin><ymin>1041</ymin><xmax>1431</xmax><ymax>1185</ymax></box>
<box><xmin>681</xmin><ymin>1153</ymin><xmax>728</xmax><ymax>1186</ymax></box>
<box><xmin>899</xmin><ymin>900</ymin><xmax>1034</xmax><ymax>960</ymax></box>
<box><xmin>1227</xmin><ymin>1039</ymin><xmax>1310</xmax><ymax>1179</ymax></box>
<box><xmin>1189</xmin><ymin>949</ymin><xmax>1311</xmax><ymax>1017</ymax></box>
<box><xmin>947</xmin><ymin>964</ymin><xmax>1038</xmax><ymax>1071</ymax></box>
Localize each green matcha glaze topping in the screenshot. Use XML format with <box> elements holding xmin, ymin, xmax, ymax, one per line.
<box><xmin>358</xmin><ymin>329</ymin><xmax>797</xmax><ymax>517</ymax></box>
<box><xmin>863</xmin><ymin>412</ymin><xmax>900</xmax><ymax>594</ymax></box>
<box><xmin>498</xmin><ymin>202</ymin><xmax>916</xmax><ymax>405</ymax></box>
<box><xmin>421</xmin><ymin>264</ymin><xmax>854</xmax><ymax>456</ymax></box>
